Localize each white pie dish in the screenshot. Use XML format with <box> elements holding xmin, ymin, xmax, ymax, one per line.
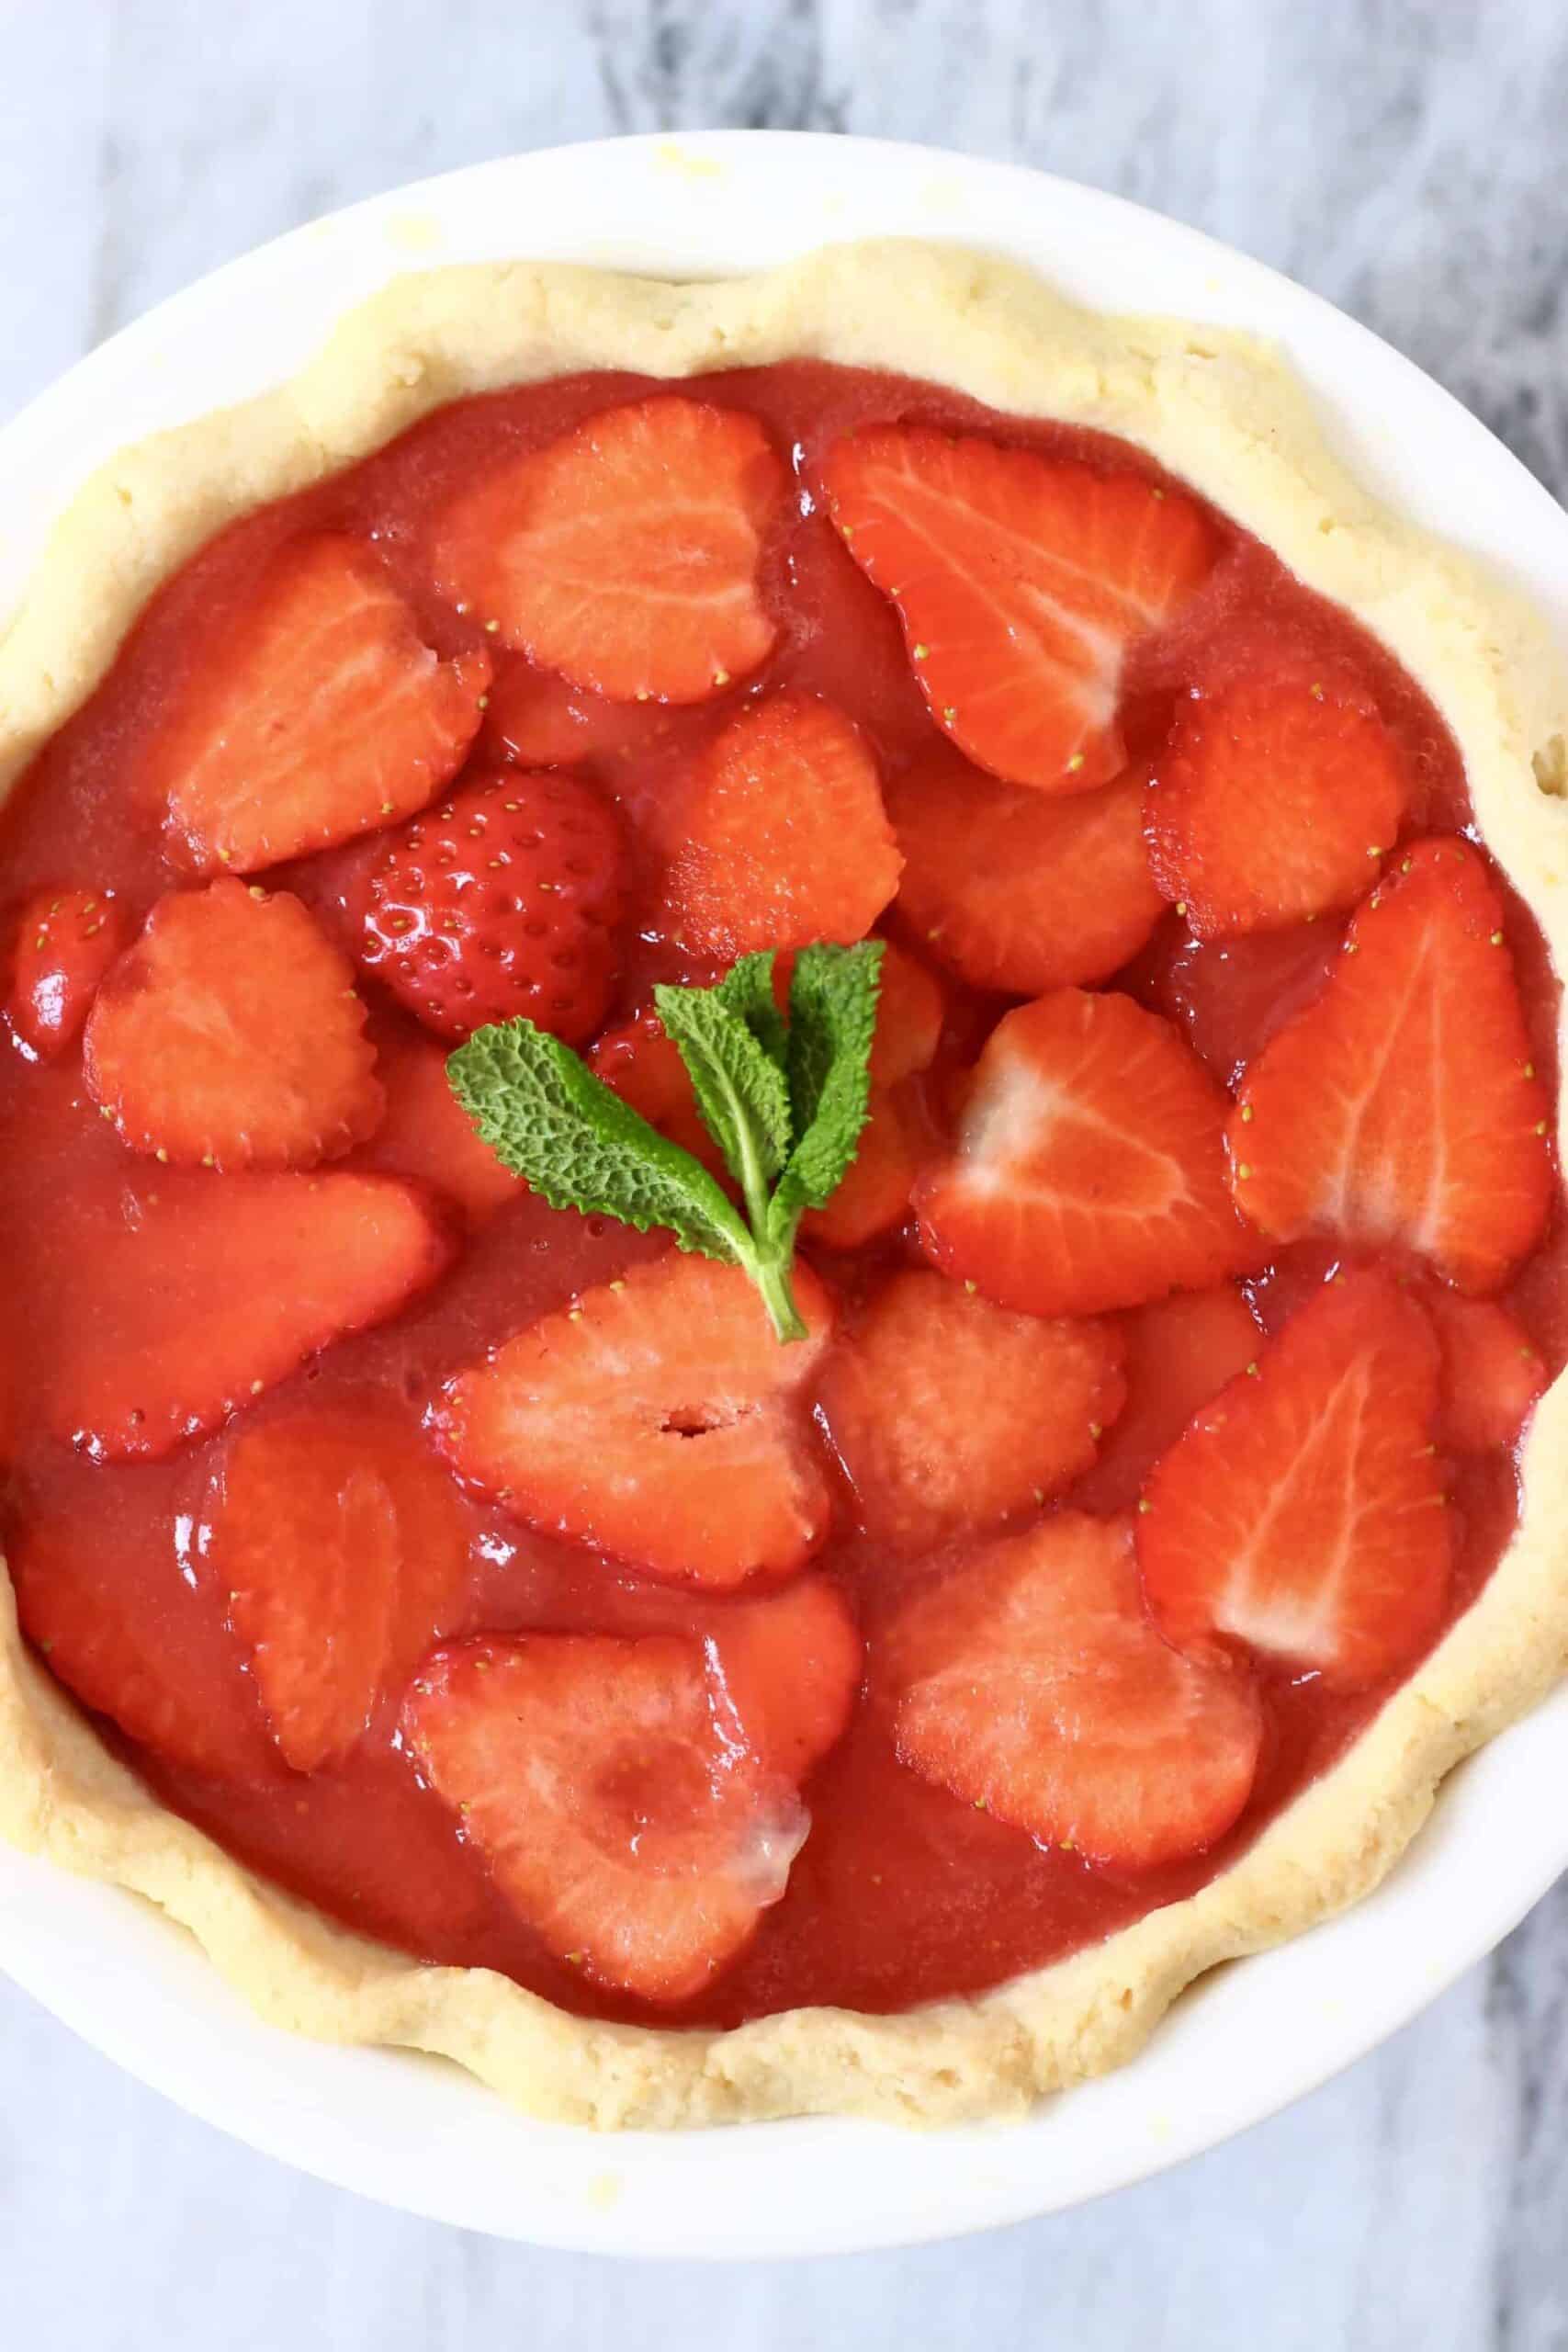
<box><xmin>2</xmin><ymin>129</ymin><xmax>1567</xmax><ymax>2258</ymax></box>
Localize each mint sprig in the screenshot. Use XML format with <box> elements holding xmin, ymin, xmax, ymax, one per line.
<box><xmin>447</xmin><ymin>940</ymin><xmax>885</xmax><ymax>1343</ymax></box>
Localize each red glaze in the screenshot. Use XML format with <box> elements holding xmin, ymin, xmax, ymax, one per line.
<box><xmin>0</xmin><ymin>360</ymin><xmax>1561</xmax><ymax>2030</ymax></box>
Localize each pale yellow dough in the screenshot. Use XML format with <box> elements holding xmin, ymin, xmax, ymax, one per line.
<box><xmin>2</xmin><ymin>241</ymin><xmax>1567</xmax><ymax>2130</ymax></box>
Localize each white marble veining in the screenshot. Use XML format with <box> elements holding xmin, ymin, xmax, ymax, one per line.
<box><xmin>4</xmin><ymin>1</ymin><xmax>1568</xmax><ymax>2341</ymax></box>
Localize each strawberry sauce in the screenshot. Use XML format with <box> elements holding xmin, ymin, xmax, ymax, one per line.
<box><xmin>0</xmin><ymin>361</ymin><xmax>1562</xmax><ymax>2029</ymax></box>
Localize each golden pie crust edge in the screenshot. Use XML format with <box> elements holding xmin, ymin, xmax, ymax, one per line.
<box><xmin>1</xmin><ymin>240</ymin><xmax>1566</xmax><ymax>2132</ymax></box>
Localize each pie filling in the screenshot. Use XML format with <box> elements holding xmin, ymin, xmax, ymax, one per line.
<box><xmin>0</xmin><ymin>359</ymin><xmax>1562</xmax><ymax>2030</ymax></box>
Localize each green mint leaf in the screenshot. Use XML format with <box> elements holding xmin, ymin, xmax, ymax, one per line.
<box><xmin>770</xmin><ymin>939</ymin><xmax>886</xmax><ymax>1228</ymax></box>
<box><xmin>713</xmin><ymin>950</ymin><xmax>790</xmax><ymax>1076</ymax></box>
<box><xmin>448</xmin><ymin>1020</ymin><xmax>751</xmax><ymax>1265</ymax></box>
<box><xmin>652</xmin><ymin>980</ymin><xmax>794</xmax><ymax>1222</ymax></box>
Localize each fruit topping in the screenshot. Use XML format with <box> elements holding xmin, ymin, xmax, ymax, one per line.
<box><xmin>478</xmin><ymin>660</ymin><xmax>679</xmax><ymax>768</ymax></box>
<box><xmin>359</xmin><ymin>1024</ymin><xmax>524</xmax><ymax>1225</ymax></box>
<box><xmin>1427</xmin><ymin>1291</ymin><xmax>1548</xmax><ymax>1453</ymax></box>
<box><xmin>799</xmin><ymin>1082</ymin><xmax>928</xmax><ymax>1250</ymax></box>
<box><xmin>432</xmin><ymin>1252</ymin><xmax>836</xmax><ymax>1587</ymax></box>
<box><xmin>1074</xmin><ymin>1283</ymin><xmax>1262</xmax><ymax>1513</ymax></box>
<box><xmin>889</xmin><ymin>750</ymin><xmax>1165</xmax><ymax>994</ymax></box>
<box><xmin>867</xmin><ymin>944</ymin><xmax>946</xmax><ymax>1083</ymax></box>
<box><xmin>6</xmin><ymin>888</ymin><xmax>131</xmax><ymax>1059</ymax></box>
<box><xmin>159</xmin><ymin>535</ymin><xmax>490</xmax><ymax>875</ymax></box>
<box><xmin>431</xmin><ymin>395</ymin><xmax>787</xmax><ymax>704</ymax></box>
<box><xmin>354</xmin><ymin>768</ymin><xmax>626</xmax><ymax>1046</ymax></box>
<box><xmin>33</xmin><ymin>1170</ymin><xmax>450</xmax><ymax>1462</ymax></box>
<box><xmin>824</xmin><ymin>427</ymin><xmax>1217</xmax><ymax>791</ymax></box>
<box><xmin>916</xmin><ymin>987</ymin><xmax>1256</xmax><ymax>1317</ymax></box>
<box><xmin>705</xmin><ymin>1575</ymin><xmax>863</xmax><ymax>1779</ymax></box>
<box><xmin>1232</xmin><ymin>838</ymin><xmax>1554</xmax><ymax>1292</ymax></box>
<box><xmin>208</xmin><ymin>1404</ymin><xmax>471</xmax><ymax>1770</ymax></box>
<box><xmin>1139</xmin><ymin>1270</ymin><xmax>1450</xmax><ymax>1689</ymax></box>
<box><xmin>84</xmin><ymin>880</ymin><xmax>383</xmax><ymax>1170</ymax></box>
<box><xmin>818</xmin><ymin>1270</ymin><xmax>1125</xmax><ymax>1549</ymax></box>
<box><xmin>1145</xmin><ymin>680</ymin><xmax>1407</xmax><ymax>936</ymax></box>
<box><xmin>881</xmin><ymin>1511</ymin><xmax>1261</xmax><ymax>1866</ymax></box>
<box><xmin>10</xmin><ymin>1513</ymin><xmax>276</xmax><ymax>1781</ymax></box>
<box><xmin>655</xmin><ymin>694</ymin><xmax>902</xmax><ymax>960</ymax></box>
<box><xmin>402</xmin><ymin>1580</ymin><xmax>859</xmax><ymax>1999</ymax></box>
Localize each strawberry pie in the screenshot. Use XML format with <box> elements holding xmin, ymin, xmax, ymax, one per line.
<box><xmin>0</xmin><ymin>243</ymin><xmax>1563</xmax><ymax>2130</ymax></box>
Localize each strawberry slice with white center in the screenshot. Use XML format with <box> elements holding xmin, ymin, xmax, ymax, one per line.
<box><xmin>880</xmin><ymin>1511</ymin><xmax>1261</xmax><ymax>1868</ymax></box>
<box><xmin>1232</xmin><ymin>837</ymin><xmax>1555</xmax><ymax>1292</ymax></box>
<box><xmin>916</xmin><ymin>988</ymin><xmax>1257</xmax><ymax>1317</ymax></box>
<box><xmin>432</xmin><ymin>1253</ymin><xmax>837</xmax><ymax>1587</ymax></box>
<box><xmin>823</xmin><ymin>427</ymin><xmax>1218</xmax><ymax>792</ymax></box>
<box><xmin>1145</xmin><ymin>679</ymin><xmax>1408</xmax><ymax>936</ymax></box>
<box><xmin>1138</xmin><ymin>1271</ymin><xmax>1450</xmax><ymax>1690</ymax></box>
<box><xmin>158</xmin><ymin>535</ymin><xmax>491</xmax><ymax>876</ymax></box>
<box><xmin>208</xmin><ymin>1404</ymin><xmax>472</xmax><ymax>1771</ymax></box>
<box><xmin>85</xmin><ymin>880</ymin><xmax>384</xmax><ymax>1170</ymax></box>
<box><xmin>431</xmin><ymin>396</ymin><xmax>788</xmax><ymax>705</ymax></box>
<box><xmin>818</xmin><ymin>1270</ymin><xmax>1125</xmax><ymax>1550</ymax></box>
<box><xmin>401</xmin><ymin>1579</ymin><xmax>860</xmax><ymax>2002</ymax></box>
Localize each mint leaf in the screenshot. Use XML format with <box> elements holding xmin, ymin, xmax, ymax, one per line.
<box><xmin>651</xmin><ymin>981</ymin><xmax>793</xmax><ymax>1221</ymax></box>
<box><xmin>446</xmin><ymin>939</ymin><xmax>886</xmax><ymax>1347</ymax></box>
<box><xmin>771</xmin><ymin>940</ymin><xmax>886</xmax><ymax>1228</ymax></box>
<box><xmin>713</xmin><ymin>950</ymin><xmax>790</xmax><ymax>1076</ymax></box>
<box><xmin>448</xmin><ymin>1021</ymin><xmax>750</xmax><ymax>1264</ymax></box>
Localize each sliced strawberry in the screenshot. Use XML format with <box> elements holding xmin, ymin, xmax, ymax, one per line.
<box><xmin>889</xmin><ymin>750</ymin><xmax>1165</xmax><ymax>994</ymax></box>
<box><xmin>881</xmin><ymin>1511</ymin><xmax>1261</xmax><ymax>1867</ymax></box>
<box><xmin>84</xmin><ymin>881</ymin><xmax>382</xmax><ymax>1170</ymax></box>
<box><xmin>706</xmin><ymin>1576</ymin><xmax>863</xmax><ymax>1780</ymax></box>
<box><xmin>433</xmin><ymin>1252</ymin><xmax>836</xmax><ymax>1587</ymax></box>
<box><xmin>1139</xmin><ymin>1271</ymin><xmax>1450</xmax><ymax>1689</ymax></box>
<box><xmin>360</xmin><ymin>1024</ymin><xmax>523</xmax><ymax>1225</ymax></box>
<box><xmin>1145</xmin><ymin>681</ymin><xmax>1406</xmax><ymax>937</ymax></box>
<box><xmin>1233</xmin><ymin>838</ymin><xmax>1554</xmax><ymax>1292</ymax></box>
<box><xmin>916</xmin><ymin>989</ymin><xmax>1256</xmax><ymax>1317</ymax></box>
<box><xmin>588</xmin><ymin>1007</ymin><xmax>727</xmax><ymax>1178</ymax></box>
<box><xmin>800</xmin><ymin>1084</ymin><xmax>928</xmax><ymax>1251</ymax></box>
<box><xmin>354</xmin><ymin>768</ymin><xmax>626</xmax><ymax>1045</ymax></box>
<box><xmin>824</xmin><ymin>427</ymin><xmax>1218</xmax><ymax>792</ymax></box>
<box><xmin>159</xmin><ymin>535</ymin><xmax>491</xmax><ymax>876</ymax></box>
<box><xmin>33</xmin><ymin>1170</ymin><xmax>450</xmax><ymax>1462</ymax></box>
<box><xmin>818</xmin><ymin>1271</ymin><xmax>1125</xmax><ymax>1549</ymax></box>
<box><xmin>1134</xmin><ymin>920</ymin><xmax>1342</xmax><ymax>1088</ymax></box>
<box><xmin>208</xmin><ymin>1404</ymin><xmax>471</xmax><ymax>1771</ymax></box>
<box><xmin>10</xmin><ymin>1513</ymin><xmax>277</xmax><ymax>1781</ymax></box>
<box><xmin>431</xmin><ymin>396</ymin><xmax>787</xmax><ymax>704</ymax></box>
<box><xmin>402</xmin><ymin>1628</ymin><xmax>810</xmax><ymax>2001</ymax></box>
<box><xmin>1075</xmin><ymin>1283</ymin><xmax>1262</xmax><ymax>1513</ymax></box>
<box><xmin>869</xmin><ymin>943</ymin><xmax>946</xmax><ymax>1084</ymax></box>
<box><xmin>6</xmin><ymin>888</ymin><xmax>132</xmax><ymax>1059</ymax></box>
<box><xmin>1427</xmin><ymin>1291</ymin><xmax>1548</xmax><ymax>1453</ymax></box>
<box><xmin>478</xmin><ymin>661</ymin><xmax>679</xmax><ymax>768</ymax></box>
<box><xmin>655</xmin><ymin>694</ymin><xmax>902</xmax><ymax>960</ymax></box>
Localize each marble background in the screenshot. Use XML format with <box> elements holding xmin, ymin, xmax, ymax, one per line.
<box><xmin>4</xmin><ymin>1</ymin><xmax>1568</xmax><ymax>2342</ymax></box>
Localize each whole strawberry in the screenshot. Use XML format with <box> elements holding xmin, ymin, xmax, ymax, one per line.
<box><xmin>355</xmin><ymin>769</ymin><xmax>626</xmax><ymax>1045</ymax></box>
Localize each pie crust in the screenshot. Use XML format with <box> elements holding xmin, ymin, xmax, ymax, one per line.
<box><xmin>2</xmin><ymin>241</ymin><xmax>1566</xmax><ymax>2130</ymax></box>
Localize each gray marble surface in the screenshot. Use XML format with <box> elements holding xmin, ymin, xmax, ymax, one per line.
<box><xmin>4</xmin><ymin>0</ymin><xmax>1568</xmax><ymax>2342</ymax></box>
